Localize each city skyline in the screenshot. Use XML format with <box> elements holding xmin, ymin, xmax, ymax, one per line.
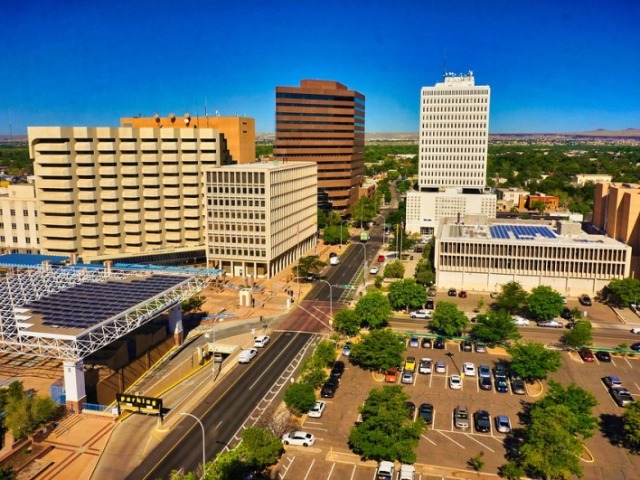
<box><xmin>1</xmin><ymin>0</ymin><xmax>638</xmax><ymax>135</ymax></box>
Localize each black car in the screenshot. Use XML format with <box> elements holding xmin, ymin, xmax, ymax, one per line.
<box><xmin>561</xmin><ymin>307</ymin><xmax>573</xmax><ymax>320</ymax></box>
<box><xmin>579</xmin><ymin>294</ymin><xmax>592</xmax><ymax>306</ymax></box>
<box><xmin>479</xmin><ymin>376</ymin><xmax>492</xmax><ymax>391</ymax></box>
<box><xmin>495</xmin><ymin>378</ymin><xmax>509</xmax><ymax>393</ymax></box>
<box><xmin>434</xmin><ymin>337</ymin><xmax>445</xmax><ymax>349</ymax></box>
<box><xmin>405</xmin><ymin>401</ymin><xmax>416</xmax><ymax>419</ymax></box>
<box><xmin>330</xmin><ymin>361</ymin><xmax>345</xmax><ymax>379</ymax></box>
<box><xmin>418</xmin><ymin>403</ymin><xmax>434</xmax><ymax>424</ymax></box>
<box><xmin>460</xmin><ymin>340</ymin><xmax>472</xmax><ymax>352</ymax></box>
<box><xmin>493</xmin><ymin>364</ymin><xmax>509</xmax><ymax>379</ymax></box>
<box><xmin>595</xmin><ymin>351</ymin><xmax>612</xmax><ymax>362</ymax></box>
<box><xmin>510</xmin><ymin>377</ymin><xmax>526</xmax><ymax>395</ymax></box>
<box><xmin>306</xmin><ymin>273</ymin><xmax>320</xmax><ymax>282</ymax></box>
<box><xmin>474</xmin><ymin>410</ymin><xmax>491</xmax><ymax>432</ymax></box>
<box><xmin>448</xmin><ymin>288</ymin><xmax>457</xmax><ymax>297</ymax></box>
<box><xmin>320</xmin><ymin>378</ymin><xmax>339</xmax><ymax>398</ymax></box>
<box><xmin>426</xmin><ymin>299</ymin><xmax>435</xmax><ymax>310</ymax></box>
<box><xmin>631</xmin><ymin>343</ymin><xmax>640</xmax><ymax>352</ymax></box>
<box><xmin>421</xmin><ymin>337</ymin><xmax>432</xmax><ymax>348</ymax></box>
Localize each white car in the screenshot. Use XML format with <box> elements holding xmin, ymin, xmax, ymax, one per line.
<box><xmin>462</xmin><ymin>362</ymin><xmax>476</xmax><ymax>376</ymax></box>
<box><xmin>370</xmin><ymin>266</ymin><xmax>379</xmax><ymax>275</ymax></box>
<box><xmin>410</xmin><ymin>310</ymin><xmax>431</xmax><ymax>319</ymax></box>
<box><xmin>376</xmin><ymin>461</ymin><xmax>395</xmax><ymax>480</ymax></box>
<box><xmin>253</xmin><ymin>335</ymin><xmax>270</xmax><ymax>348</ymax></box>
<box><xmin>307</xmin><ymin>401</ymin><xmax>326</xmax><ymax>418</ymax></box>
<box><xmin>238</xmin><ymin>348</ymin><xmax>258</xmax><ymax>364</ymax></box>
<box><xmin>631</xmin><ymin>328</ymin><xmax>640</xmax><ymax>334</ymax></box>
<box><xmin>418</xmin><ymin>358</ymin><xmax>432</xmax><ymax>374</ymax></box>
<box><xmin>435</xmin><ymin>361</ymin><xmax>446</xmax><ymax>374</ymax></box>
<box><xmin>449</xmin><ymin>374</ymin><xmax>462</xmax><ymax>389</ymax></box>
<box><xmin>282</xmin><ymin>431</ymin><xmax>315</xmax><ymax>447</ymax></box>
<box><xmin>513</xmin><ymin>316</ymin><xmax>530</xmax><ymax>326</ymax></box>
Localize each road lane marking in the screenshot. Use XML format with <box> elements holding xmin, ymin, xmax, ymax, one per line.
<box><xmin>249</xmin><ymin>334</ymin><xmax>308</xmax><ymax>391</ymax></box>
<box><xmin>421</xmin><ymin>433</ymin><xmax>437</xmax><ymax>446</ymax></box>
<box><xmin>437</xmin><ymin>430</ymin><xmax>466</xmax><ymax>449</ymax></box>
<box><xmin>214</xmin><ymin>420</ymin><xmax>222</xmax><ymax>430</ymax></box>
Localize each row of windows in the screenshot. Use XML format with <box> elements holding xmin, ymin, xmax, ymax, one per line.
<box><xmin>0</xmin><ymin>236</ymin><xmax>37</xmax><ymax>244</ymax></box>
<box><xmin>0</xmin><ymin>223</ymin><xmax>37</xmax><ymax>230</ymax></box>
<box><xmin>422</xmin><ymin>124</ymin><xmax>487</xmax><ymax>130</ymax></box>
<box><xmin>210</xmin><ymin>236</ymin><xmax>266</xmax><ymax>245</ymax></box>
<box><xmin>423</xmin><ymin>114</ymin><xmax>487</xmax><ymax>120</ymax></box>
<box><xmin>208</xmin><ymin>186</ymin><xmax>266</xmax><ymax>195</ymax></box>
<box><xmin>423</xmin><ymin>89</ymin><xmax>489</xmax><ymax>96</ymax></box>
<box><xmin>440</xmin><ymin>242</ymin><xmax>627</xmax><ymax>261</ymax></box>
<box><xmin>0</xmin><ymin>209</ymin><xmax>33</xmax><ymax>217</ymax></box>
<box><xmin>423</xmin><ymin>97</ymin><xmax>488</xmax><ymax>104</ymax></box>
<box><xmin>277</xmin><ymin>92</ymin><xmax>363</xmax><ymax>102</ymax></box>
<box><xmin>210</xmin><ymin>223</ymin><xmax>266</xmax><ymax>232</ymax></box>
<box><xmin>210</xmin><ymin>247</ymin><xmax>266</xmax><ymax>257</ymax></box>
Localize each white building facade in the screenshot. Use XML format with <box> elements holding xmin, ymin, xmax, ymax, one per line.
<box><xmin>0</xmin><ymin>184</ymin><xmax>40</xmax><ymax>254</ymax></box>
<box><xmin>205</xmin><ymin>161</ymin><xmax>318</xmax><ymax>278</ymax></box>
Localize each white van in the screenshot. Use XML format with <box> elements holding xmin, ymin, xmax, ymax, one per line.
<box><xmin>330</xmin><ymin>256</ymin><xmax>340</xmax><ymax>266</ymax></box>
<box><xmin>253</xmin><ymin>335</ymin><xmax>270</xmax><ymax>348</ymax></box>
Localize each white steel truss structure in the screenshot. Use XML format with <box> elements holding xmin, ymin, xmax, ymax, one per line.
<box><xmin>0</xmin><ymin>267</ymin><xmax>211</xmax><ymax>360</ymax></box>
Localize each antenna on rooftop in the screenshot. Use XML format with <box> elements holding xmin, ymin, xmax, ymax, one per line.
<box><xmin>442</xmin><ymin>49</ymin><xmax>447</xmax><ymax>78</ymax></box>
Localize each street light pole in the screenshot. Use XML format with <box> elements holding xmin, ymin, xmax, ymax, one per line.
<box><xmin>179</xmin><ymin>412</ymin><xmax>206</xmax><ymax>479</ymax></box>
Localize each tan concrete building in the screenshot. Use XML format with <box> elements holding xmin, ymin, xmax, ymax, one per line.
<box><xmin>573</xmin><ymin>174</ymin><xmax>613</xmax><ymax>187</ymax></box>
<box><xmin>121</xmin><ymin>114</ymin><xmax>255</xmax><ymax>163</ymax></box>
<box><xmin>205</xmin><ymin>161</ymin><xmax>317</xmax><ymax>278</ymax></box>
<box><xmin>274</xmin><ymin>80</ymin><xmax>365</xmax><ymax>212</ymax></box>
<box><xmin>29</xmin><ymin>126</ymin><xmax>231</xmax><ymax>262</ymax></box>
<box><xmin>593</xmin><ymin>182</ymin><xmax>640</xmax><ymax>276</ymax></box>
<box><xmin>435</xmin><ymin>218</ymin><xmax>631</xmax><ymax>296</ymax></box>
<box><xmin>0</xmin><ymin>184</ymin><xmax>40</xmax><ymax>254</ymax></box>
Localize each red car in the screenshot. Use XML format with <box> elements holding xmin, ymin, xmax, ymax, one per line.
<box><xmin>377</xmin><ymin>255</ymin><xmax>385</xmax><ymax>263</ymax></box>
<box><xmin>459</xmin><ymin>290</ymin><xmax>468</xmax><ymax>298</ymax></box>
<box><xmin>579</xmin><ymin>348</ymin><xmax>595</xmax><ymax>362</ymax></box>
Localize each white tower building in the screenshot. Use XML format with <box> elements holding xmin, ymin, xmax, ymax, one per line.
<box><xmin>418</xmin><ymin>72</ymin><xmax>490</xmax><ymax>190</ymax></box>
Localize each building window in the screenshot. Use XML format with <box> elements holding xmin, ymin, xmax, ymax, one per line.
<box><xmin>10</xmin><ymin>210</ymin><xmax>15</xmax><ymax>216</ymax></box>
<box><xmin>23</xmin><ymin>210</ymin><xmax>28</xmax><ymax>216</ymax></box>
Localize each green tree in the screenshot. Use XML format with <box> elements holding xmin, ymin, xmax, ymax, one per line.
<box><xmin>293</xmin><ymin>255</ymin><xmax>326</xmax><ymax>278</ymax></box>
<box><xmin>349</xmin><ymin>386</ymin><xmax>424</xmax><ymax>463</ymax></box>
<box><xmin>323</xmin><ymin>225</ymin><xmax>350</xmax><ymax>245</ymax></box>
<box><xmin>563</xmin><ymin>320</ymin><xmax>593</xmax><ymax>348</ymax></box>
<box><xmin>237</xmin><ymin>426</ymin><xmax>283</xmax><ymax>472</ymax></box>
<box><xmin>314</xmin><ymin>340</ymin><xmax>337</xmax><ymax>367</ymax></box>
<box><xmin>526</xmin><ymin>285</ymin><xmax>565</xmax><ymax>321</ymax></box>
<box><xmin>531</xmin><ymin>200</ymin><xmax>546</xmax><ymax>214</ymax></box>
<box><xmin>430</xmin><ymin>302</ymin><xmax>468</xmax><ymax>336</ymax></box>
<box><xmin>468</xmin><ymin>452</ymin><xmax>485</xmax><ymax>472</ymax></box>
<box><xmin>298</xmin><ymin>358</ymin><xmax>327</xmax><ymax>388</ymax></box>
<box><xmin>4</xmin><ymin>381</ymin><xmax>57</xmax><ymax>440</ymax></box>
<box><xmin>623</xmin><ymin>401</ymin><xmax>640</xmax><ymax>453</ymax></box>
<box><xmin>387</xmin><ymin>279</ymin><xmax>427</xmax><ymax>312</ymax></box>
<box><xmin>507</xmin><ymin>342</ymin><xmax>562</xmax><ymax>382</ymax></box>
<box><xmin>354</xmin><ymin>291</ymin><xmax>392</xmax><ymax>329</ymax></box>
<box><xmin>317</xmin><ymin>208</ymin><xmax>328</xmax><ymax>229</ymax></box>
<box><xmin>498</xmin><ymin>462</ymin><xmax>524</xmax><ymax>480</ymax></box>
<box><xmin>327</xmin><ymin>211</ymin><xmax>343</xmax><ymax>226</ymax></box>
<box><xmin>181</xmin><ymin>295</ymin><xmax>205</xmax><ymax>316</ymax></box>
<box><xmin>606</xmin><ymin>277</ymin><xmax>640</xmax><ymax>307</ymax></box>
<box><xmin>494</xmin><ymin>282</ymin><xmax>528</xmax><ymax>314</ymax></box>
<box><xmin>351</xmin><ymin>196</ymin><xmax>378</xmax><ymax>226</ymax></box>
<box><xmin>349</xmin><ymin>329</ymin><xmax>405</xmax><ymax>371</ymax></box>
<box><xmin>202</xmin><ymin>449</ymin><xmax>244</xmax><ymax>480</ymax></box>
<box><xmin>535</xmin><ymin>381</ymin><xmax>598</xmax><ymax>439</ymax></box>
<box><xmin>470</xmin><ymin>310</ymin><xmax>521</xmax><ymax>345</ymax></box>
<box><xmin>333</xmin><ymin>308</ymin><xmax>361</xmax><ymax>337</ymax></box>
<box><xmin>383</xmin><ymin>260</ymin><xmax>405</xmax><ymax>279</ymax></box>
<box><xmin>283</xmin><ymin>383</ymin><xmax>316</xmax><ymax>416</ymax></box>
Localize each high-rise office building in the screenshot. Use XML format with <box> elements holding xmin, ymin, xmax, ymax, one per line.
<box><xmin>274</xmin><ymin>80</ymin><xmax>365</xmax><ymax>212</ymax></box>
<box><xmin>121</xmin><ymin>114</ymin><xmax>255</xmax><ymax>164</ymax></box>
<box><xmin>29</xmin><ymin>126</ymin><xmax>230</xmax><ymax>263</ymax></box>
<box><xmin>418</xmin><ymin>72</ymin><xmax>490</xmax><ymax>190</ymax></box>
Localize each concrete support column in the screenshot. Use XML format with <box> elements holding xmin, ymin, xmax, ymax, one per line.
<box><xmin>63</xmin><ymin>360</ymin><xmax>86</xmax><ymax>413</ymax></box>
<box><xmin>168</xmin><ymin>304</ymin><xmax>184</xmax><ymax>346</ymax></box>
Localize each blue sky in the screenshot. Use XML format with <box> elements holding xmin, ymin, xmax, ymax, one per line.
<box><xmin>1</xmin><ymin>0</ymin><xmax>638</xmax><ymax>134</ymax></box>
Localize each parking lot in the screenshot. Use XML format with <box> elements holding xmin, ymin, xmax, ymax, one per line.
<box><xmin>274</xmin><ymin>336</ymin><xmax>640</xmax><ymax>479</ymax></box>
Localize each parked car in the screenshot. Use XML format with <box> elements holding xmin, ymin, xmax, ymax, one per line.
<box><xmin>513</xmin><ymin>316</ymin><xmax>530</xmax><ymax>326</ymax></box>
<box><xmin>402</xmin><ymin>371</ymin><xmax>414</xmax><ymax>384</ymax></box>
<box><xmin>460</xmin><ymin>340</ymin><xmax>473</xmax><ymax>352</ymax></box>
<box><xmin>596</xmin><ymin>351</ymin><xmax>612</xmax><ymax>362</ymax></box>
<box><xmin>538</xmin><ymin>319</ymin><xmax>563</xmax><ymax>328</ymax></box>
<box><xmin>238</xmin><ymin>348</ymin><xmax>258</xmax><ymax>364</ymax></box>
<box><xmin>610</xmin><ymin>387</ymin><xmax>634</xmax><ymax>407</ymax></box>
<box><xmin>459</xmin><ymin>290</ymin><xmax>468</xmax><ymax>298</ymax></box>
<box><xmin>404</xmin><ymin>356</ymin><xmax>417</xmax><ymax>372</ymax></box>
<box><xmin>376</xmin><ymin>461</ymin><xmax>395</xmax><ymax>480</ymax></box>
<box><xmin>282</xmin><ymin>431</ymin><xmax>315</xmax><ymax>447</ymax></box>
<box><xmin>632</xmin><ymin>343</ymin><xmax>640</xmax><ymax>352</ymax></box>
<box><xmin>385</xmin><ymin>367</ymin><xmax>399</xmax><ymax>383</ymax></box>
<box><xmin>410</xmin><ymin>310</ymin><xmax>431</xmax><ymax>319</ymax></box>
<box><xmin>418</xmin><ymin>403</ymin><xmax>434</xmax><ymax>425</ymax></box>
<box><xmin>449</xmin><ymin>374</ymin><xmax>462</xmax><ymax>390</ymax></box>
<box><xmin>453</xmin><ymin>405</ymin><xmax>470</xmax><ymax>430</ymax></box>
<box><xmin>342</xmin><ymin>342</ymin><xmax>352</xmax><ymax>356</ymax></box>
<box><xmin>421</xmin><ymin>337</ymin><xmax>433</xmax><ymax>348</ymax></box>
<box><xmin>253</xmin><ymin>335</ymin><xmax>270</xmax><ymax>348</ymax></box>
<box><xmin>603</xmin><ymin>376</ymin><xmax>623</xmax><ymax>388</ymax></box>
<box><xmin>377</xmin><ymin>255</ymin><xmax>386</xmax><ymax>263</ymax></box>
<box><xmin>425</xmin><ymin>299</ymin><xmax>435</xmax><ymax>310</ymax></box>
<box><xmin>495</xmin><ymin>378</ymin><xmax>509</xmax><ymax>393</ymax></box>
<box><xmin>579</xmin><ymin>348</ymin><xmax>595</xmax><ymax>362</ymax></box>
<box><xmin>307</xmin><ymin>401</ymin><xmax>326</xmax><ymax>418</ymax></box>
<box><xmin>475</xmin><ymin>341</ymin><xmax>487</xmax><ymax>353</ymax></box>
<box><xmin>427</xmin><ymin>289</ymin><xmax>437</xmax><ymax>297</ymax></box>
<box><xmin>369</xmin><ymin>266</ymin><xmax>379</xmax><ymax>275</ymax></box>
<box><xmin>448</xmin><ymin>288</ymin><xmax>457</xmax><ymax>297</ymax></box>
<box><xmin>330</xmin><ymin>361</ymin><xmax>345</xmax><ymax>379</ymax></box>
<box><xmin>398</xmin><ymin>464</ymin><xmax>416</xmax><ymax>480</ymax></box>
<box><xmin>479</xmin><ymin>376</ymin><xmax>492</xmax><ymax>391</ymax></box>
<box><xmin>493</xmin><ymin>363</ymin><xmax>509</xmax><ymax>379</ymax></box>
<box><xmin>474</xmin><ymin>410</ymin><xmax>491</xmax><ymax>433</ymax></box>
<box><xmin>631</xmin><ymin>328</ymin><xmax>640</xmax><ymax>334</ymax></box>
<box><xmin>561</xmin><ymin>307</ymin><xmax>573</xmax><ymax>320</ymax></box>
<box><xmin>435</xmin><ymin>361</ymin><xmax>446</xmax><ymax>374</ymax></box>
<box><xmin>320</xmin><ymin>378</ymin><xmax>339</xmax><ymax>398</ymax></box>
<box><xmin>579</xmin><ymin>294</ymin><xmax>592</xmax><ymax>306</ymax></box>
<box><xmin>419</xmin><ymin>358</ymin><xmax>433</xmax><ymax>374</ymax></box>
<box><xmin>510</xmin><ymin>377</ymin><xmax>527</xmax><ymax>395</ymax></box>
<box><xmin>478</xmin><ymin>364</ymin><xmax>491</xmax><ymax>378</ymax></box>
<box><xmin>408</xmin><ymin>337</ymin><xmax>420</xmax><ymax>348</ymax></box>
<box><xmin>495</xmin><ymin>415</ymin><xmax>512</xmax><ymax>434</ymax></box>
<box><xmin>462</xmin><ymin>362</ymin><xmax>476</xmax><ymax>376</ymax></box>
<box><xmin>434</xmin><ymin>337</ymin><xmax>445</xmax><ymax>349</ymax></box>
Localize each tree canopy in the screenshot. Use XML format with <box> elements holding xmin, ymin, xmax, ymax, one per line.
<box><xmin>322</xmin><ymin>225</ymin><xmax>350</xmax><ymax>245</ymax></box>
<box><xmin>387</xmin><ymin>279</ymin><xmax>426</xmax><ymax>312</ymax></box>
<box><xmin>3</xmin><ymin>381</ymin><xmax>57</xmax><ymax>440</ymax></box>
<box><xmin>293</xmin><ymin>255</ymin><xmax>326</xmax><ymax>278</ymax></box>
<box><xmin>563</xmin><ymin>320</ymin><xmax>593</xmax><ymax>348</ymax></box>
<box><xmin>507</xmin><ymin>342</ymin><xmax>562</xmax><ymax>382</ymax></box>
<box><xmin>623</xmin><ymin>401</ymin><xmax>640</xmax><ymax>454</ymax></box>
<box><xmin>535</xmin><ymin>381</ymin><xmax>598</xmax><ymax>439</ymax></box>
<box><xmin>470</xmin><ymin>310</ymin><xmax>521</xmax><ymax>345</ymax></box>
<box><xmin>526</xmin><ymin>285</ymin><xmax>565</xmax><ymax>321</ymax></box>
<box><xmin>383</xmin><ymin>260</ymin><xmax>405</xmax><ymax>279</ymax></box>
<box><xmin>349</xmin><ymin>329</ymin><xmax>405</xmax><ymax>371</ymax></box>
<box><xmin>333</xmin><ymin>308</ymin><xmax>360</xmax><ymax>337</ymax></box>
<box><xmin>354</xmin><ymin>291</ymin><xmax>392</xmax><ymax>329</ymax></box>
<box><xmin>283</xmin><ymin>383</ymin><xmax>316</xmax><ymax>416</ymax></box>
<box><xmin>605</xmin><ymin>277</ymin><xmax>640</xmax><ymax>307</ymax></box>
<box><xmin>430</xmin><ymin>302</ymin><xmax>468</xmax><ymax>336</ymax></box>
<box><xmin>494</xmin><ymin>281</ymin><xmax>528</xmax><ymax>314</ymax></box>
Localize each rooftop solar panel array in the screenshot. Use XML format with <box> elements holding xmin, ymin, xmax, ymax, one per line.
<box><xmin>489</xmin><ymin>225</ymin><xmax>556</xmax><ymax>241</ymax></box>
<box><xmin>27</xmin><ymin>275</ymin><xmax>188</xmax><ymax>330</ymax></box>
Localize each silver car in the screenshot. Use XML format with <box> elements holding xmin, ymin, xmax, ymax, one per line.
<box><xmin>538</xmin><ymin>319</ymin><xmax>563</xmax><ymax>328</ymax></box>
<box><xmin>454</xmin><ymin>405</ymin><xmax>470</xmax><ymax>430</ymax></box>
<box><xmin>495</xmin><ymin>415</ymin><xmax>511</xmax><ymax>433</ymax></box>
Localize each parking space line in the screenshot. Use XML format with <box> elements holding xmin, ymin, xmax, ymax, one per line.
<box><xmin>611</xmin><ymin>357</ymin><xmax>617</xmax><ymax>366</ymax></box>
<box><xmin>437</xmin><ymin>430</ymin><xmax>466</xmax><ymax>449</ymax></box>
<box><xmin>635</xmin><ymin>382</ymin><xmax>640</xmax><ymax>393</ymax></box>
<box><xmin>625</xmin><ymin>356</ymin><xmax>634</xmax><ymax>369</ymax></box>
<box><xmin>349</xmin><ymin>463</ymin><xmax>357</xmax><ymax>480</ymax></box>
<box><xmin>326</xmin><ymin>462</ymin><xmax>336</xmax><ymax>479</ymax></box>
<box><xmin>280</xmin><ymin>456</ymin><xmax>295</xmax><ymax>479</ymax></box>
<box><xmin>303</xmin><ymin>459</ymin><xmax>316</xmax><ymax>480</ymax></box>
<box><xmin>421</xmin><ymin>433</ymin><xmax>437</xmax><ymax>446</ymax></box>
<box><xmin>464</xmin><ymin>433</ymin><xmax>496</xmax><ymax>452</ymax></box>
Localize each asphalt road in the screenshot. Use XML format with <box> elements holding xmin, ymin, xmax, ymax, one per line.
<box><xmin>130</xmin><ymin>331</ymin><xmax>316</xmax><ymax>480</ymax></box>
